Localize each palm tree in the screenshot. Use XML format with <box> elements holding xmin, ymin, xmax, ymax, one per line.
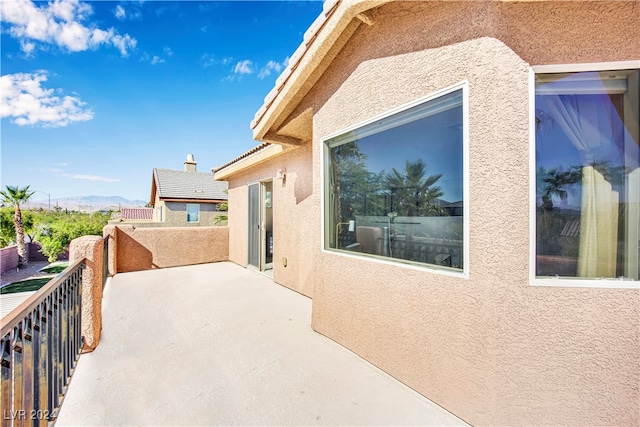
<box><xmin>384</xmin><ymin>159</ymin><xmax>445</xmax><ymax>216</ymax></box>
<box><xmin>1</xmin><ymin>185</ymin><xmax>35</xmax><ymax>267</ymax></box>
<box><xmin>537</xmin><ymin>166</ymin><xmax>581</xmax><ymax>211</ymax></box>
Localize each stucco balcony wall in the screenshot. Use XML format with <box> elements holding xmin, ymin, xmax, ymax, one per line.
<box><xmin>103</xmin><ymin>224</ymin><xmax>229</xmax><ymax>274</ymax></box>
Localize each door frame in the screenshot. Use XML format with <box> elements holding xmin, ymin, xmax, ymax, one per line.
<box><xmin>247</xmin><ymin>180</ymin><xmax>274</xmax><ymax>273</ymax></box>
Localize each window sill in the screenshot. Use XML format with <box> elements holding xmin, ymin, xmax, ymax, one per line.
<box><xmin>531</xmin><ymin>276</ymin><xmax>639</xmax><ymax>289</ymax></box>
<box><xmin>323</xmin><ymin>247</ymin><xmax>468</xmax><ymax>279</ymax></box>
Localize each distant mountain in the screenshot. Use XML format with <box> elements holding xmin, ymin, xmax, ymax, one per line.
<box><xmin>24</xmin><ymin>195</ymin><xmax>147</xmax><ymax>212</ymax></box>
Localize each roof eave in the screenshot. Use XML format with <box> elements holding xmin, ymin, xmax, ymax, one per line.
<box><xmin>250</xmin><ymin>0</ymin><xmax>392</xmax><ymax>143</ymax></box>
<box><xmin>159</xmin><ymin>197</ymin><xmax>227</xmax><ymax>203</ymax></box>
<box><xmin>213</xmin><ymin>144</ymin><xmax>287</xmax><ymax>180</ymax></box>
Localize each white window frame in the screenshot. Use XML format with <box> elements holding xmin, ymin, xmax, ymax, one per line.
<box><xmin>529</xmin><ymin>60</ymin><xmax>640</xmax><ymax>289</ymax></box>
<box><xmin>186</xmin><ymin>203</ymin><xmax>200</xmax><ymax>223</ymax></box>
<box><xmin>320</xmin><ymin>81</ymin><xmax>470</xmax><ymax>279</ymax></box>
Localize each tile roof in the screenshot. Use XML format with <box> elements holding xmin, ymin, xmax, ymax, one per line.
<box><xmin>121</xmin><ymin>207</ymin><xmax>153</xmax><ymax>220</ymax></box>
<box><xmin>250</xmin><ymin>0</ymin><xmax>340</xmax><ymax>130</ymax></box>
<box><xmin>153</xmin><ymin>169</ymin><xmax>228</xmax><ymax>201</ymax></box>
<box><xmin>212</xmin><ymin>143</ymin><xmax>271</xmax><ymax>173</ymax></box>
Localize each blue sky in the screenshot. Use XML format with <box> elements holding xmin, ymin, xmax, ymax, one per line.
<box><xmin>1</xmin><ymin>0</ymin><xmax>323</xmax><ymax>203</ymax></box>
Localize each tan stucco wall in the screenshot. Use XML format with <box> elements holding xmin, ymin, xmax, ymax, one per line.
<box><xmin>227</xmin><ymin>144</ymin><xmax>316</xmax><ymax>297</ymax></box>
<box><xmin>69</xmin><ymin>235</ymin><xmax>103</xmax><ymax>352</ymax></box>
<box><xmin>254</xmin><ymin>2</ymin><xmax>638</xmax><ymax>425</ymax></box>
<box><xmin>110</xmin><ymin>225</ymin><xmax>228</xmax><ymax>273</ymax></box>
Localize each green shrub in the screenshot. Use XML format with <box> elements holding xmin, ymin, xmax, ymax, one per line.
<box><xmin>34</xmin><ymin>211</ymin><xmax>110</xmax><ymax>261</ymax></box>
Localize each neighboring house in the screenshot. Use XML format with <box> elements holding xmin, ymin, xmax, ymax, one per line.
<box><xmin>151</xmin><ymin>154</ymin><xmax>228</xmax><ymax>226</ymax></box>
<box><xmin>214</xmin><ymin>1</ymin><xmax>639</xmax><ymax>426</ymax></box>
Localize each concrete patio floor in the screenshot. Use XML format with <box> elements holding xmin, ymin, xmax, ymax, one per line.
<box><xmin>56</xmin><ymin>262</ymin><xmax>467</xmax><ymax>426</ymax></box>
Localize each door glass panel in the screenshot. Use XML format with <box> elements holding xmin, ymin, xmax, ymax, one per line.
<box><xmin>248</xmin><ymin>184</ymin><xmax>260</xmax><ymax>268</ymax></box>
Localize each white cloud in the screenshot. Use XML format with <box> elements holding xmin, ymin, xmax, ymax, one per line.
<box><xmin>20</xmin><ymin>41</ymin><xmax>36</xmax><ymax>56</ymax></box>
<box><xmin>163</xmin><ymin>46</ymin><xmax>173</xmax><ymax>57</ymax></box>
<box><xmin>0</xmin><ymin>0</ymin><xmax>137</xmax><ymax>56</ymax></box>
<box><xmin>1</xmin><ymin>72</ymin><xmax>94</xmax><ymax>127</ymax></box>
<box><xmin>67</xmin><ymin>174</ymin><xmax>120</xmax><ymax>182</ymax></box>
<box><xmin>114</xmin><ymin>4</ymin><xmax>142</xmax><ymax>21</ymax></box>
<box><xmin>201</xmin><ymin>54</ymin><xmax>233</xmax><ymax>68</ymax></box>
<box><xmin>202</xmin><ymin>56</ymin><xmax>215</xmax><ymax>68</ymax></box>
<box><xmin>114</xmin><ymin>5</ymin><xmax>126</xmax><ymax>20</ymax></box>
<box><xmin>150</xmin><ymin>56</ymin><xmax>165</xmax><ymax>65</ymax></box>
<box><xmin>44</xmin><ymin>163</ymin><xmax>119</xmax><ymax>182</ymax></box>
<box><xmin>104</xmin><ymin>32</ymin><xmax>136</xmax><ymax>56</ymax></box>
<box><xmin>258</xmin><ymin>59</ymin><xmax>286</xmax><ymax>79</ymax></box>
<box><xmin>234</xmin><ymin>60</ymin><xmax>253</xmax><ymax>75</ymax></box>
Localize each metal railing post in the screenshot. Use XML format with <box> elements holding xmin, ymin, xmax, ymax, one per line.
<box><xmin>0</xmin><ymin>260</ymin><xmax>85</xmax><ymax>425</ymax></box>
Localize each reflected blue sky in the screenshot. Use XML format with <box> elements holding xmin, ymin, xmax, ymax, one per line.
<box><xmin>535</xmin><ymin>87</ymin><xmax>638</xmax><ymax>207</ymax></box>
<box><xmin>357</xmin><ymin>105</ymin><xmax>463</xmax><ymax>203</ymax></box>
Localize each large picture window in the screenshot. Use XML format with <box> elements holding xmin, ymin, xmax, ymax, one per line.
<box><xmin>534</xmin><ymin>66</ymin><xmax>639</xmax><ymax>283</ymax></box>
<box><xmin>324</xmin><ymin>85</ymin><xmax>466</xmax><ymax>272</ymax></box>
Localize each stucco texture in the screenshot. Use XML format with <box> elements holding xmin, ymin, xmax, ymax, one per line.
<box><xmin>227</xmin><ymin>143</ymin><xmax>316</xmax><ymax>297</ymax></box>
<box><xmin>112</xmin><ymin>225</ymin><xmax>228</xmax><ymax>273</ymax></box>
<box><xmin>259</xmin><ymin>2</ymin><xmax>639</xmax><ymax>425</ymax></box>
<box><xmin>69</xmin><ymin>235</ymin><xmax>103</xmax><ymax>352</ymax></box>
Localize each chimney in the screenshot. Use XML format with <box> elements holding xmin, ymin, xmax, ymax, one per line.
<box><xmin>184</xmin><ymin>154</ymin><xmax>197</xmax><ymax>172</ymax></box>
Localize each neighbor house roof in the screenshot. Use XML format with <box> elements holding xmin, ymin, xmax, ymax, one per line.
<box><xmin>120</xmin><ymin>207</ymin><xmax>153</xmax><ymax>220</ymax></box>
<box><xmin>150</xmin><ymin>168</ymin><xmax>228</xmax><ymax>206</ymax></box>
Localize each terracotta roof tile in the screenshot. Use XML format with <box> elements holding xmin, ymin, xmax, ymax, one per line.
<box><xmin>250</xmin><ymin>0</ymin><xmax>338</xmax><ymax>130</ymax></box>
<box><xmin>212</xmin><ymin>143</ymin><xmax>272</xmax><ymax>173</ymax></box>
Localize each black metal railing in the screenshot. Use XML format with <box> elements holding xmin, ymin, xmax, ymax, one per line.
<box><xmin>102</xmin><ymin>237</ymin><xmax>109</xmax><ymax>288</ymax></box>
<box><xmin>1</xmin><ymin>259</ymin><xmax>84</xmax><ymax>426</ymax></box>
<box><xmin>337</xmin><ymin>231</ymin><xmax>463</xmax><ymax>269</ymax></box>
<box><xmin>390</xmin><ymin>237</ymin><xmax>463</xmax><ymax>269</ymax></box>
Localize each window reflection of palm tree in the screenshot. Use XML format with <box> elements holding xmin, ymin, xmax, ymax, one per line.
<box><xmin>385</xmin><ymin>159</ymin><xmax>445</xmax><ymax>243</ymax></box>
<box><xmin>537</xmin><ymin>166</ymin><xmax>581</xmax><ymax>211</ymax></box>
<box><xmin>330</xmin><ymin>142</ymin><xmax>365</xmax><ymax>245</ymax></box>
<box><xmin>384</xmin><ymin>159</ymin><xmax>445</xmax><ymax>217</ymax></box>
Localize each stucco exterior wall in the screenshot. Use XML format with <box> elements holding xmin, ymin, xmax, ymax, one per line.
<box><xmin>155</xmin><ymin>200</ymin><xmax>224</xmax><ymax>227</ymax></box>
<box><xmin>269</xmin><ymin>2</ymin><xmax>639</xmax><ymax>425</ymax></box>
<box><xmin>69</xmin><ymin>236</ymin><xmax>103</xmax><ymax>352</ymax></box>
<box><xmin>227</xmin><ymin>144</ymin><xmax>316</xmax><ymax>297</ymax></box>
<box><xmin>111</xmin><ymin>225</ymin><xmax>228</xmax><ymax>273</ymax></box>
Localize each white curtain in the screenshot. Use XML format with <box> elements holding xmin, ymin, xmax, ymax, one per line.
<box><xmin>546</xmin><ymin>95</ymin><xmax>620</xmax><ymax>278</ymax></box>
<box><xmin>576</xmin><ymin>166</ymin><xmax>619</xmax><ymax>277</ymax></box>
